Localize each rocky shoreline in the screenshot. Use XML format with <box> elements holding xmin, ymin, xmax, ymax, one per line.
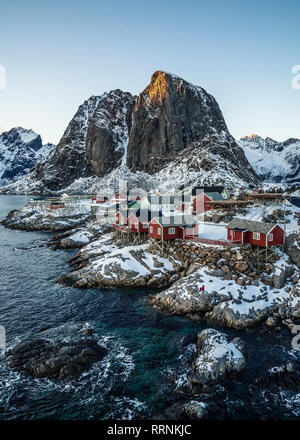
<box><xmin>3</xmin><ymin>204</ymin><xmax>300</xmax><ymax>332</ymax></box>
<box><xmin>1</xmin><ymin>202</ymin><xmax>300</xmax><ymax>420</ymax></box>
<box><xmin>2</xmin><ymin>206</ymin><xmax>92</xmax><ymax>232</ymax></box>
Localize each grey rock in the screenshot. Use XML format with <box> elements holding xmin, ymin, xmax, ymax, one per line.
<box><xmin>189</xmin><ymin>329</ymin><xmax>246</xmax><ymax>389</ymax></box>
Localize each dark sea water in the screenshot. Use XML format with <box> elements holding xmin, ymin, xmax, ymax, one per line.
<box><xmin>0</xmin><ymin>195</ymin><xmax>299</xmax><ymax>420</ymax></box>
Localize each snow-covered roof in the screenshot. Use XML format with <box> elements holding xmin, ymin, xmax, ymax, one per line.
<box><xmin>227</xmin><ymin>218</ymin><xmax>279</xmax><ymax>234</ymax></box>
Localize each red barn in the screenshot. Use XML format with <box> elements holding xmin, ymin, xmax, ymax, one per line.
<box><xmin>148</xmin><ymin>215</ymin><xmax>198</xmax><ymax>241</ymax></box>
<box><xmin>226</xmin><ymin>218</ymin><xmax>284</xmax><ymax>247</ymax></box>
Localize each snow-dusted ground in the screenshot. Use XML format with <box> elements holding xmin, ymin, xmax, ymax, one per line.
<box><xmin>62</xmin><ymin>240</ymin><xmax>182</xmax><ymax>289</ymax></box>
<box><xmin>152</xmin><ymin>251</ymin><xmax>300</xmax><ymax>329</ymax></box>
<box><xmin>90</xmin><ymin>244</ymin><xmax>177</xmax><ymax>280</ymax></box>
<box><xmin>198</xmin><ymin>223</ymin><xmax>227</xmax><ymax>240</ymax></box>
<box><xmin>236</xmin><ymin>203</ymin><xmax>299</xmax><ymax>233</ymax></box>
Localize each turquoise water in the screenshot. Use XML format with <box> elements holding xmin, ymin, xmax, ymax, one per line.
<box><xmin>0</xmin><ymin>195</ymin><xmax>299</xmax><ymax>420</ymax></box>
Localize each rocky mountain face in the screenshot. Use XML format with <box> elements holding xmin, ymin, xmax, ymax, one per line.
<box><xmin>22</xmin><ymin>95</ymin><xmax>102</xmax><ymax>192</ymax></box>
<box><xmin>126</xmin><ymin>71</ymin><xmax>258</xmax><ymax>185</ymax></box>
<box><xmin>0</xmin><ymin>71</ymin><xmax>261</xmax><ymax>194</ymax></box>
<box><xmin>86</xmin><ymin>90</ymin><xmax>136</xmax><ymax>177</ymax></box>
<box><xmin>1</xmin><ymin>91</ymin><xmax>136</xmax><ymax>193</ymax></box>
<box><xmin>238</xmin><ymin>134</ymin><xmax>300</xmax><ymax>184</ymax></box>
<box><xmin>0</xmin><ymin>127</ymin><xmax>54</xmax><ymax>186</ymax></box>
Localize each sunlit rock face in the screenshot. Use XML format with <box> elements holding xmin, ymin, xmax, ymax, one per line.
<box><xmin>126</xmin><ymin>70</ymin><xmax>255</xmax><ymax>180</ymax></box>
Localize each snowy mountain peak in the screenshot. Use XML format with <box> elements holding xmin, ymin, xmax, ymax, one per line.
<box><xmin>0</xmin><ymin>127</ymin><xmax>54</xmax><ymax>186</ymax></box>
<box><xmin>1</xmin><ymin>127</ymin><xmax>42</xmax><ymax>151</ymax></box>
<box><xmin>238</xmin><ymin>135</ymin><xmax>300</xmax><ymax>184</ymax></box>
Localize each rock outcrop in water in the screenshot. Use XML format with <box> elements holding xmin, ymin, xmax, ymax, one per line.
<box><xmin>6</xmin><ymin>337</ymin><xmax>107</xmax><ymax>381</ymax></box>
<box><xmin>150</xmin><ymin>241</ymin><xmax>300</xmax><ymax>329</ymax></box>
<box><xmin>2</xmin><ymin>206</ymin><xmax>92</xmax><ymax>232</ymax></box>
<box><xmin>189</xmin><ymin>329</ymin><xmax>246</xmax><ymax>393</ymax></box>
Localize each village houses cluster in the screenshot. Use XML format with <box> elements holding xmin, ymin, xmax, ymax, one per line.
<box><xmin>87</xmin><ymin>186</ymin><xmax>288</xmax><ymax>250</ymax></box>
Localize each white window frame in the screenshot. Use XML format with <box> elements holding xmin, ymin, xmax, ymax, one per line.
<box><xmin>268</xmin><ymin>233</ymin><xmax>273</xmax><ymax>242</ymax></box>
<box><xmin>168</xmin><ymin>227</ymin><xmax>175</xmax><ymax>235</ymax></box>
<box><xmin>157</xmin><ymin>228</ymin><xmax>161</xmax><ymax>235</ymax></box>
<box><xmin>150</xmin><ymin>226</ymin><xmax>153</xmax><ymax>233</ymax></box>
<box><xmin>135</xmin><ymin>222</ymin><xmax>139</xmax><ymax>228</ymax></box>
<box><xmin>253</xmin><ymin>232</ymin><xmax>260</xmax><ymax>240</ymax></box>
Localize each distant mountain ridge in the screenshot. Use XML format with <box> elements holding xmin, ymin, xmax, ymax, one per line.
<box><xmin>0</xmin><ymin>127</ymin><xmax>54</xmax><ymax>186</ymax></box>
<box><xmin>238</xmin><ymin>134</ymin><xmax>300</xmax><ymax>184</ymax></box>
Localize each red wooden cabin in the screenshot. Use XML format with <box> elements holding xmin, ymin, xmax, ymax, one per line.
<box><xmin>192</xmin><ymin>187</ymin><xmax>230</xmax><ymax>214</ymax></box>
<box><xmin>49</xmin><ymin>202</ymin><xmax>65</xmax><ymax>209</ymax></box>
<box><xmin>226</xmin><ymin>218</ymin><xmax>284</xmax><ymax>247</ymax></box>
<box><xmin>115</xmin><ymin>210</ymin><xmax>128</xmax><ymax>226</ymax></box>
<box><xmin>148</xmin><ymin>215</ymin><xmax>198</xmax><ymax>241</ymax></box>
<box><xmin>193</xmin><ymin>193</ymin><xmax>214</xmax><ymax>213</ymax></box>
<box><xmin>128</xmin><ymin>212</ymin><xmax>149</xmax><ymax>233</ymax></box>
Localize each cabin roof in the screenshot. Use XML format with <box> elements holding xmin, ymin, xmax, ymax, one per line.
<box><xmin>191</xmin><ymin>186</ymin><xmax>227</xmax><ymax>196</ymax></box>
<box><xmin>205</xmin><ymin>191</ymin><xmax>227</xmax><ymax>201</ymax></box>
<box><xmin>227</xmin><ymin>218</ymin><xmax>279</xmax><ymax>234</ymax></box>
<box><xmin>129</xmin><ymin>209</ymin><xmax>162</xmax><ymax>222</ymax></box>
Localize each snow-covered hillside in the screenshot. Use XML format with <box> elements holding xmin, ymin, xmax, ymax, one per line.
<box><xmin>0</xmin><ymin>127</ymin><xmax>55</xmax><ymax>186</ymax></box>
<box><xmin>238</xmin><ymin>134</ymin><xmax>300</xmax><ymax>184</ymax></box>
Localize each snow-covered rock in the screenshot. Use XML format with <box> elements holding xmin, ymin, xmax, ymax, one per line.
<box><xmin>2</xmin><ymin>199</ymin><xmax>92</xmax><ymax>232</ymax></box>
<box><xmin>0</xmin><ymin>127</ymin><xmax>54</xmax><ymax>186</ymax></box>
<box><xmin>238</xmin><ymin>134</ymin><xmax>300</xmax><ymax>184</ymax></box>
<box><xmin>189</xmin><ymin>329</ymin><xmax>246</xmax><ymax>388</ymax></box>
<box><xmin>286</xmin><ymin>233</ymin><xmax>300</xmax><ymax>268</ymax></box>
<box><xmin>151</xmin><ymin>254</ymin><xmax>298</xmax><ymax>329</ymax></box>
<box><xmin>58</xmin><ymin>242</ymin><xmax>182</xmax><ymax>289</ymax></box>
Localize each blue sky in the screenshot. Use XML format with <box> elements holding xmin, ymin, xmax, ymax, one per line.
<box><xmin>0</xmin><ymin>0</ymin><xmax>299</xmax><ymax>144</ymax></box>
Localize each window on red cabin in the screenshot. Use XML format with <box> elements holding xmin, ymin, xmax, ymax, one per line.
<box><xmin>142</xmin><ymin>223</ymin><xmax>148</xmax><ymax>228</ymax></box>
<box><xmin>268</xmin><ymin>233</ymin><xmax>273</xmax><ymax>242</ymax></box>
<box><xmin>150</xmin><ymin>226</ymin><xmax>153</xmax><ymax>233</ymax></box>
<box><xmin>157</xmin><ymin>228</ymin><xmax>161</xmax><ymax>235</ymax></box>
<box><xmin>253</xmin><ymin>232</ymin><xmax>260</xmax><ymax>240</ymax></box>
<box><xmin>168</xmin><ymin>227</ymin><xmax>175</xmax><ymax>234</ymax></box>
<box><xmin>135</xmin><ymin>223</ymin><xmax>139</xmax><ymax>228</ymax></box>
